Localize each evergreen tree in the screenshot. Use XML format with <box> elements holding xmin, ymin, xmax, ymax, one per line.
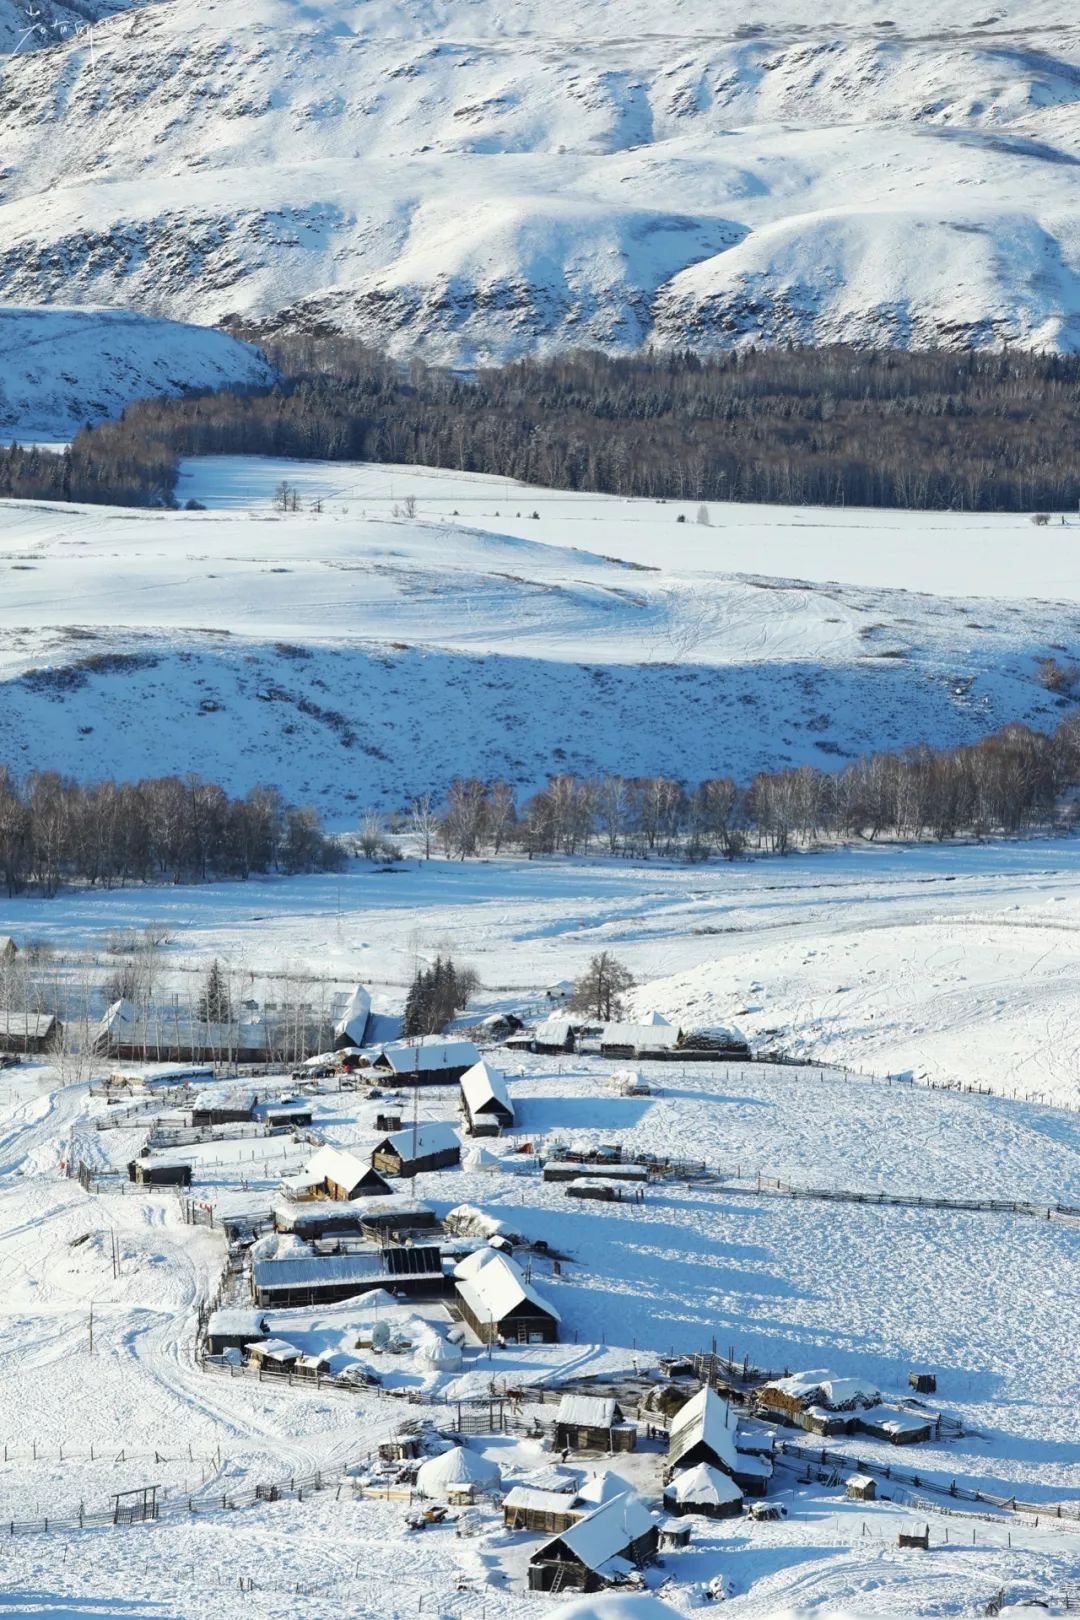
<box><xmin>197</xmin><ymin>959</ymin><xmax>232</xmax><ymax>1025</ymax></box>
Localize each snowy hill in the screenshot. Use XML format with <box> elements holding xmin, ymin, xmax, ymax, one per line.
<box><xmin>1</xmin><ymin>455</ymin><xmax>1078</xmax><ymax>817</ymax></box>
<box><xmin>0</xmin><ymin>0</ymin><xmax>1078</xmax><ymax>358</ymax></box>
<box><xmin>0</xmin><ymin>306</ymin><xmax>274</xmax><ymax>436</ymax></box>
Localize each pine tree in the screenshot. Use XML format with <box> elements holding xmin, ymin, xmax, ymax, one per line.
<box><xmin>197</xmin><ymin>959</ymin><xmax>232</xmax><ymax>1025</ymax></box>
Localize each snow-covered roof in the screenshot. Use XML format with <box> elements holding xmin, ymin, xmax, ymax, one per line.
<box><xmin>664</xmin><ymin>1462</ymin><xmax>743</xmax><ymax>1507</ymax></box>
<box><xmin>253</xmin><ymin>1250</ymin><xmax>439</xmax><ymax>1290</ymax></box>
<box><xmin>600</xmin><ymin>1022</ymin><xmax>680</xmax><ymax>1049</ymax></box>
<box><xmin>668</xmin><ymin>1385</ymin><xmax>741</xmax><ymax>1474</ymax></box>
<box><xmin>252</xmin><ymin>1337</ymin><xmax>301</xmax><ymax>1361</ymax></box>
<box><xmin>206</xmin><ymin>1307</ymin><xmax>265</xmax><ymax>1338</ymax></box>
<box><xmin>453</xmin><ymin>1246</ymin><xmax>501</xmax><ymax>1281</ymax></box>
<box><xmin>415</xmin><ymin>1445</ymin><xmax>501</xmax><ymax>1493</ymax></box>
<box><xmin>460</xmin><ymin>1059</ymin><xmax>514</xmax><ymax>1119</ymax></box>
<box><xmin>454</xmin><ymin>1250</ymin><xmax>560</xmax><ymax>1325</ymax></box>
<box><xmin>504</xmin><ymin>1486</ymin><xmax>583</xmax><ymax>1515</ymax></box>
<box><xmin>333</xmin><ymin>984</ymin><xmax>372</xmax><ymax>1048</ymax></box>
<box><xmin>860</xmin><ymin>1404</ymin><xmax>931</xmax><ymax>1436</ymax></box>
<box><xmin>303</xmin><ymin>1144</ymin><xmax>371</xmax><ymax>1192</ymax></box>
<box><xmin>537</xmin><ymin>1492</ymin><xmax>656</xmax><ymax>1570</ymax></box>
<box><xmin>636</xmin><ymin>1010</ymin><xmax>672</xmax><ymax>1026</ymax></box>
<box><xmin>0</xmin><ymin>1010</ymin><xmax>57</xmax><ymax>1039</ymax></box>
<box><xmin>767</xmin><ymin>1370</ymin><xmax>880</xmax><ymax>1410</ymax></box>
<box><xmin>374</xmin><ymin>1038</ymin><xmax>479</xmax><ymax>1074</ymax></box>
<box><xmin>572</xmin><ymin>1471</ymin><xmax>636</xmax><ymax>1508</ymax></box>
<box><xmin>556</xmin><ymin>1395</ymin><xmax>619</xmax><ymax>1428</ymax></box>
<box><xmin>533</xmin><ymin>1018</ymin><xmax>574</xmax><ymax>1044</ymax></box>
<box><xmin>539</xmin><ymin>1597</ymin><xmax>685</xmax><ymax>1620</ymax></box>
<box><xmin>546</xmin><ymin>1161</ymin><xmax>648</xmax><ymax>1180</ymax></box>
<box><xmin>377</xmin><ymin>1121</ymin><xmax>461</xmax><ymax>1161</ymax></box>
<box><xmin>847</xmin><ymin>1473</ymin><xmax>876</xmax><ymax>1489</ymax></box>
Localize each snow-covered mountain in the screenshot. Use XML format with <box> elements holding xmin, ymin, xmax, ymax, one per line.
<box><xmin>0</xmin><ymin>305</ymin><xmax>273</xmax><ymax>435</ymax></box>
<box><xmin>1</xmin><ymin>0</ymin><xmax>1078</xmax><ymax>360</ymax></box>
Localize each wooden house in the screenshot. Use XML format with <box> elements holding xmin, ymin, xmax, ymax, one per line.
<box><xmin>365</xmin><ymin>1038</ymin><xmax>479</xmax><ymax>1088</ymax></box>
<box><xmin>454</xmin><ymin>1250</ymin><xmax>559</xmax><ymax>1345</ymax></box>
<box><xmin>332</xmin><ymin>984</ymin><xmax>372</xmax><ymax>1050</ymax></box>
<box><xmin>847</xmin><ymin>1474</ymin><xmax>877</xmax><ymax>1502</ymax></box>
<box><xmin>0</xmin><ymin>1010</ymin><xmax>61</xmax><ymax>1055</ymax></box>
<box><xmin>204</xmin><ymin>1307</ymin><xmax>267</xmax><ymax>1357</ymax></box>
<box><xmin>596</xmin><ymin>1016</ymin><xmax>681</xmax><ymax>1059</ymax></box>
<box><xmin>527</xmin><ymin>1018</ymin><xmax>576</xmax><ymax>1054</ymax></box>
<box><xmin>127</xmin><ymin>1158</ymin><xmax>192</xmax><ymax>1188</ymax></box>
<box><xmin>459</xmin><ymin>1060</ymin><xmax>514</xmax><ymax>1136</ymax></box>
<box><xmin>371</xmin><ymin>1121</ymin><xmax>460</xmax><ymax>1177</ymax></box>
<box><xmin>527</xmin><ymin>1492</ymin><xmax>658</xmax><ymax>1593</ymax></box>
<box><xmin>555</xmin><ymin>1395</ymin><xmax>636</xmax><ymax>1454</ymax></box>
<box><xmin>285</xmin><ymin>1145</ymin><xmax>390</xmax><ymax>1203</ymax></box>
<box><xmin>666</xmin><ymin>1386</ymin><xmax>742</xmax><ymax>1481</ymax></box>
<box><xmin>502</xmin><ymin>1486</ymin><xmax>582</xmax><ymax>1535</ymax></box>
<box><xmin>251</xmin><ymin>1244</ymin><xmax>446</xmax><ymax>1309</ymax></box>
<box><xmin>663</xmin><ymin>1463</ymin><xmax>743</xmax><ymax>1519</ymax></box>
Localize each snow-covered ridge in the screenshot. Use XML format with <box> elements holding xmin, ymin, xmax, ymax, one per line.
<box><xmin>1</xmin><ymin>0</ymin><xmax>1078</xmax><ymax>357</ymax></box>
<box><xmin>0</xmin><ymin>306</ymin><xmax>274</xmax><ymax>436</ymax></box>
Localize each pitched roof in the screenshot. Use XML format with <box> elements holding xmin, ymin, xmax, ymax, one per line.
<box><xmin>415</xmin><ymin>1445</ymin><xmax>501</xmax><ymax>1493</ymax></box>
<box><xmin>534</xmin><ymin>1492</ymin><xmax>656</xmax><ymax>1571</ymax></box>
<box><xmin>333</xmin><ymin>984</ymin><xmax>372</xmax><ymax>1048</ymax></box>
<box><xmin>455</xmin><ymin>1251</ymin><xmax>560</xmax><ymax>1325</ymax></box>
<box><xmin>375</xmin><ymin>1038</ymin><xmax>479</xmax><ymax>1074</ymax></box>
<box><xmin>667</xmin><ymin>1385</ymin><xmax>741</xmax><ymax>1474</ymax></box>
<box><xmin>503</xmin><ymin>1486</ymin><xmax>584</xmax><ymax>1515</ymax></box>
<box><xmin>0</xmin><ymin>1010</ymin><xmax>57</xmax><ymax>1039</ymax></box>
<box><xmin>460</xmin><ymin>1060</ymin><xmax>514</xmax><ymax>1119</ymax></box>
<box><xmin>556</xmin><ymin>1395</ymin><xmax>619</xmax><ymax>1428</ymax></box>
<box><xmin>206</xmin><ymin>1307</ymin><xmax>265</xmax><ymax>1339</ymax></box>
<box><xmin>600</xmin><ymin>1022</ymin><xmax>680</xmax><ymax>1049</ymax></box>
<box><xmin>664</xmin><ymin>1462</ymin><xmax>742</xmax><ymax>1507</ymax></box>
<box><xmin>533</xmin><ymin>1018</ymin><xmax>574</xmax><ymax>1044</ymax></box>
<box><xmin>376</xmin><ymin>1121</ymin><xmax>461</xmax><ymax>1161</ymax></box>
<box><xmin>304</xmin><ymin>1144</ymin><xmax>371</xmax><ymax>1192</ymax></box>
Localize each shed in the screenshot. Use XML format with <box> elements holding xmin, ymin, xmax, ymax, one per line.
<box><xmin>367</xmin><ymin>1038</ymin><xmax>479</xmax><ymax>1087</ymax></box>
<box><xmin>371</xmin><ymin>1121</ymin><xmax>461</xmax><ymax>1177</ymax></box>
<box><xmin>333</xmin><ymin>984</ymin><xmax>372</xmax><ymax>1050</ymax></box>
<box><xmin>543</xmin><ymin>1161</ymin><xmax>647</xmax><ymax>1184</ymax></box>
<box><xmin>248</xmin><ymin>1337</ymin><xmax>301</xmax><ymax>1370</ymax></box>
<box><xmin>666</xmin><ymin>1386</ymin><xmax>741</xmax><ymax>1480</ymax></box>
<box><xmin>503</xmin><ymin>1486</ymin><xmax>584</xmax><ymax>1535</ymax></box>
<box><xmin>663</xmin><ymin>1463</ymin><xmax>743</xmax><ymax>1519</ymax></box>
<box><xmin>528</xmin><ymin>1492</ymin><xmax>658</xmax><ymax>1593</ymax></box>
<box><xmin>566</xmin><ymin>1179</ymin><xmax>621</xmax><ymax>1202</ymax></box>
<box><xmin>847</xmin><ymin>1474</ymin><xmax>877</xmax><ymax>1502</ymax></box>
<box><xmin>658</xmin><ymin>1518</ymin><xmax>692</xmax><ymax>1550</ymax></box>
<box><xmin>597</xmin><ymin>1018</ymin><xmax>681</xmax><ymax>1059</ymax></box>
<box><xmin>204</xmin><ymin>1307</ymin><xmax>267</xmax><ymax>1357</ymax></box>
<box><xmin>530</xmin><ymin>1018</ymin><xmax>576</xmax><ymax>1054</ymax></box>
<box><xmin>127</xmin><ymin>1159</ymin><xmax>192</xmax><ymax>1188</ymax></box>
<box><xmin>263</xmin><ymin>1100</ymin><xmax>314</xmax><ymax>1130</ymax></box>
<box><xmin>610</xmin><ymin>1069</ymin><xmax>650</xmax><ymax>1096</ymax></box>
<box><xmin>856</xmin><ymin>1406</ymin><xmax>933</xmax><ymax>1446</ymax></box>
<box><xmin>190</xmin><ymin>1089</ymin><xmax>257</xmax><ymax>1127</ymax></box>
<box><xmin>908</xmin><ymin>1372</ymin><xmax>937</xmax><ymax>1394</ymax></box>
<box><xmin>555</xmin><ymin>1395</ymin><xmax>635</xmax><ymax>1454</ymax></box>
<box><xmin>0</xmin><ymin>1010</ymin><xmax>61</xmax><ymax>1055</ymax></box>
<box><xmin>459</xmin><ymin>1060</ymin><xmax>514</xmax><ymax>1136</ymax></box>
<box><xmin>454</xmin><ymin>1251</ymin><xmax>559</xmax><ymax>1345</ymax></box>
<box><xmin>415</xmin><ymin>1445</ymin><xmax>501</xmax><ymax>1502</ymax></box>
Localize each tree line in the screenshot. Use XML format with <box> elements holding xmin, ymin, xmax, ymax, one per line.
<box><xmin>0</xmin><ymin>769</ymin><xmax>343</xmax><ymax>897</ymax></box>
<box><xmin>418</xmin><ymin>714</ymin><xmax>1080</xmax><ymax>860</ymax></box>
<box><xmin>5</xmin><ymin>339</ymin><xmax>1080</xmax><ymax>511</ymax></box>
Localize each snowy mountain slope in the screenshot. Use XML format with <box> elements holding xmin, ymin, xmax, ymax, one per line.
<box><xmin>0</xmin><ymin>1</ymin><xmax>1078</xmax><ymax>357</ymax></box>
<box><xmin>0</xmin><ymin>306</ymin><xmax>274</xmax><ymax>435</ymax></box>
<box><xmin>0</xmin><ymin>0</ymin><xmax>136</xmax><ymax>55</ymax></box>
<box><xmin>1</xmin><ymin>457</ymin><xmax>1079</xmax><ymax>814</ymax></box>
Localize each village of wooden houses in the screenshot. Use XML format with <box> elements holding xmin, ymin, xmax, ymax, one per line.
<box><xmin>0</xmin><ymin>934</ymin><xmax>1078</xmax><ymax>1620</ymax></box>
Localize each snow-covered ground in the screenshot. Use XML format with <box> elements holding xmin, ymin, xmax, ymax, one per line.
<box><xmin>1</xmin><ymin>0</ymin><xmax>1078</xmax><ymax>355</ymax></box>
<box><xmin>0</xmin><ymin>457</ymin><xmax>1077</xmax><ymax>814</ymax></box>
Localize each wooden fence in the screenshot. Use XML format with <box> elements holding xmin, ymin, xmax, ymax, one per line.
<box><xmin>747</xmin><ymin>1175</ymin><xmax>1080</xmax><ymax>1227</ymax></box>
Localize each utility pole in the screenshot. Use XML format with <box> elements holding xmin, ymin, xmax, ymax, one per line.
<box><xmin>88</xmin><ymin>1301</ymin><xmax>94</xmax><ymax>1355</ymax></box>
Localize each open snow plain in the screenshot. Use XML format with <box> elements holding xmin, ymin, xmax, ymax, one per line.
<box><xmin>2</xmin><ymin>457</ymin><xmax>1080</xmax><ymax>815</ymax></box>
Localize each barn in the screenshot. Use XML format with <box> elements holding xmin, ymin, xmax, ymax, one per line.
<box><xmin>454</xmin><ymin>1250</ymin><xmax>559</xmax><ymax>1345</ymax></box>
<box><xmin>527</xmin><ymin>1492</ymin><xmax>658</xmax><ymax>1592</ymax></box>
<box><xmin>0</xmin><ymin>1010</ymin><xmax>61</xmax><ymax>1055</ymax></box>
<box><xmin>371</xmin><ymin>1121</ymin><xmax>461</xmax><ymax>1177</ymax></box>
<box><xmin>528</xmin><ymin>1018</ymin><xmax>576</xmax><ymax>1055</ymax></box>
<box><xmin>190</xmin><ymin>1088</ymin><xmax>257</xmax><ymax>1127</ymax></box>
<box><xmin>503</xmin><ymin>1486</ymin><xmax>583</xmax><ymax>1535</ymax></box>
<box><xmin>459</xmin><ymin>1060</ymin><xmax>514</xmax><ymax>1136</ymax></box>
<box><xmin>555</xmin><ymin>1395</ymin><xmax>636</xmax><ymax>1454</ymax></box>
<box><xmin>663</xmin><ymin>1463</ymin><xmax>743</xmax><ymax>1519</ymax></box>
<box><xmin>597</xmin><ymin>1017</ymin><xmax>681</xmax><ymax>1059</ymax></box>
<box><xmin>251</xmin><ymin>1245</ymin><xmax>447</xmax><ymax>1309</ymax></box>
<box><xmin>365</xmin><ymin>1038</ymin><xmax>479</xmax><ymax>1087</ymax></box>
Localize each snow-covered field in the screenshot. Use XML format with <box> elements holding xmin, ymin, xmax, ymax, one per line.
<box><xmin>0</xmin><ymin>1</ymin><xmax>1079</xmax><ymax>357</ymax></box>
<box><xmin>0</xmin><ymin>457</ymin><xmax>1077</xmax><ymax>815</ymax></box>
